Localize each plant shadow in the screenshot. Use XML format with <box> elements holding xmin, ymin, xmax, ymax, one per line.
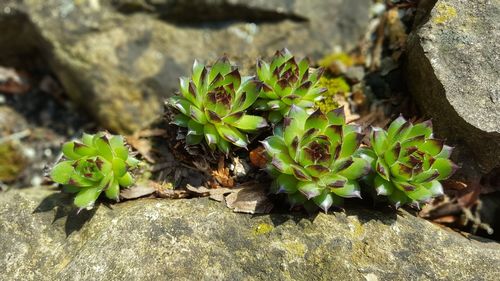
<box><xmin>32</xmin><ymin>191</ymin><xmax>102</xmax><ymax>237</ymax></box>
<box><xmin>256</xmin><ymin>195</ymin><xmax>398</xmax><ymax>229</ymax></box>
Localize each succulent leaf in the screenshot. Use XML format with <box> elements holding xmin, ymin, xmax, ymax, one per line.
<box><xmin>338</xmin><ymin>157</ymin><xmax>370</xmax><ymax>179</ymax></box>
<box><xmin>105</xmin><ymin>178</ymin><xmax>120</xmax><ymax>201</ymax></box>
<box><xmin>298</xmin><ymin>181</ymin><xmax>321</xmax><ymax>199</ymax></box>
<box><xmin>168</xmin><ymin>96</ymin><xmax>191</xmax><ymax>115</ymax></box>
<box><xmin>326</xmin><ymin>107</ymin><xmax>346</xmax><ymax>125</ymax></box>
<box><xmin>331</xmin><ymin>180</ymin><xmax>361</xmax><ymax>198</ymax></box>
<box><xmin>313</xmin><ymin>191</ymin><xmax>335</xmax><ymax>213</ymax></box>
<box><xmin>231</xmin><ymin>115</ymin><xmax>268</xmax><ymax>131</ymax></box>
<box><xmin>374</xmin><ymin>175</ymin><xmax>394</xmax><ymax>196</ymax></box>
<box><xmin>187</xmin><ymin>120</ymin><xmax>204</xmax><ymax>137</ymax></box>
<box><xmin>431</xmin><ymin>158</ymin><xmax>456</xmax><ymax>180</ymax></box>
<box><xmin>74</xmin><ymin>187</ymin><xmax>101</xmax><ymax>210</ymax></box>
<box><xmin>387</xmin><ymin>116</ymin><xmax>407</xmax><ymax>141</ymax></box>
<box><xmin>422</xmin><ymin>180</ymin><xmax>444</xmax><ymax>196</ymax></box>
<box><xmin>186</xmin><ymin>134</ymin><xmax>203</xmax><ymax>145</ymax></box>
<box><xmin>172</xmin><ymin>114</ymin><xmax>190</xmax><ymax>127</ymax></box>
<box><xmin>50</xmin><ymin>161</ymin><xmax>75</xmax><ymax>184</ymax></box>
<box><xmin>276</xmin><ymin>174</ymin><xmax>298</xmax><ymax>193</ymax></box>
<box><xmin>261</xmin><ymin>136</ymin><xmax>287</xmax><ymax>157</ymax></box>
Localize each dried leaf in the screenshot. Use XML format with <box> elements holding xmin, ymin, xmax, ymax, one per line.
<box><xmin>185</xmin><ymin>184</ymin><xmax>233</xmax><ymax>199</ymax></box>
<box><xmin>356</xmin><ymin>103</ymin><xmax>391</xmax><ymax>131</ymax></box>
<box><xmin>457</xmin><ymin>185</ymin><xmax>480</xmax><ymax>209</ymax></box>
<box><xmin>156</xmin><ymin>188</ymin><xmax>190</xmax><ymax>199</ymax></box>
<box><xmin>0</xmin><ymin>67</ymin><xmax>30</xmax><ymax>95</ymax></box>
<box><xmin>231</xmin><ymin>156</ymin><xmax>250</xmax><ymax>177</ymax></box>
<box><xmin>209</xmin><ymin>193</ymin><xmax>226</xmax><ymax>202</ymax></box>
<box><xmin>433</xmin><ymin>215</ymin><xmax>458</xmax><ymax>224</ymax></box>
<box><xmin>185</xmin><ymin>184</ymin><xmax>211</xmax><ymax>196</ymax></box>
<box><xmin>442</xmin><ymin>179</ymin><xmax>479</xmax><ymax>209</ymax></box>
<box><xmin>186</xmin><ymin>182</ymin><xmax>273</xmax><ymax>214</ymax></box>
<box><xmin>419</xmin><ymin>179</ymin><xmax>493</xmax><ymax>235</ymax></box>
<box><xmin>249</xmin><ymin>146</ymin><xmax>268</xmax><ymax>168</ymax></box>
<box><xmin>225</xmin><ymin>183</ymin><xmax>273</xmax><ymax>214</ymax></box>
<box><xmin>126</xmin><ymin>135</ymin><xmax>155</xmax><ymax>163</ymax></box>
<box><xmin>442</xmin><ymin>179</ymin><xmax>468</xmax><ymax>191</ymax></box>
<box><xmin>419</xmin><ymin>196</ymin><xmax>461</xmax><ymax>220</ymax></box>
<box><xmin>211</xmin><ymin>156</ymin><xmax>234</xmax><ymax>187</ymax></box>
<box><xmin>387</xmin><ymin>8</ymin><xmax>408</xmax><ymax>50</ymax></box>
<box><xmin>192</xmin><ymin>158</ymin><xmax>212</xmax><ymax>175</ymax></box>
<box><xmin>370</xmin><ymin>12</ymin><xmax>386</xmax><ymax>70</ymax></box>
<box><xmin>120</xmin><ymin>184</ymin><xmax>156</xmax><ymax>199</ymax></box>
<box><xmin>152</xmin><ymin>181</ymin><xmax>190</xmax><ymax>199</ymax></box>
<box><xmin>137</xmin><ymin>129</ymin><xmax>167</xmax><ymax>138</ymax></box>
<box><xmin>334</xmin><ymin>95</ymin><xmax>359</xmax><ymax>123</ymax></box>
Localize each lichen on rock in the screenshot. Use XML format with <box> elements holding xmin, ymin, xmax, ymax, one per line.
<box><xmin>0</xmin><ymin>187</ymin><xmax>499</xmax><ymax>280</ymax></box>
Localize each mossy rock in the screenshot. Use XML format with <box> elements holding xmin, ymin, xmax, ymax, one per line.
<box><xmin>0</xmin><ymin>186</ymin><xmax>499</xmax><ymax>280</ymax></box>
<box><xmin>0</xmin><ymin>142</ymin><xmax>27</xmax><ymax>182</ymax></box>
<box><xmin>0</xmin><ymin>0</ymin><xmax>371</xmax><ymax>133</ymax></box>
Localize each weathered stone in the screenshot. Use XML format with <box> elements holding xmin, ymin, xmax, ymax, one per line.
<box><xmin>0</xmin><ymin>0</ymin><xmax>371</xmax><ymax>133</ymax></box>
<box><xmin>405</xmin><ymin>0</ymin><xmax>500</xmax><ymax>172</ymax></box>
<box><xmin>1</xmin><ymin>187</ymin><xmax>499</xmax><ymax>280</ymax></box>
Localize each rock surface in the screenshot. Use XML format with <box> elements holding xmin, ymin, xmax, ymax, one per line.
<box><xmin>0</xmin><ymin>0</ymin><xmax>371</xmax><ymax>133</ymax></box>
<box><xmin>406</xmin><ymin>0</ymin><xmax>500</xmax><ymax>172</ymax></box>
<box><xmin>1</xmin><ymin>187</ymin><xmax>499</xmax><ymax>280</ymax></box>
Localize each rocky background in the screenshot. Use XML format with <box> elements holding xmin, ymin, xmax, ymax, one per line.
<box><xmin>0</xmin><ymin>0</ymin><xmax>499</xmax><ymax>280</ymax></box>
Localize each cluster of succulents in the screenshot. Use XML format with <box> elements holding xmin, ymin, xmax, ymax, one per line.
<box><xmin>167</xmin><ymin>49</ymin><xmax>327</xmax><ymax>154</ymax></box>
<box><xmin>163</xmin><ymin>49</ymin><xmax>458</xmax><ymax>212</ymax></box>
<box><xmin>50</xmin><ymin>132</ymin><xmax>139</xmax><ymax>210</ymax></box>
<box><xmin>361</xmin><ymin>116</ymin><xmax>457</xmax><ymax>207</ymax></box>
<box><xmin>263</xmin><ymin>106</ymin><xmax>370</xmax><ymax>212</ymax></box>
<box><xmin>52</xmin><ymin>49</ymin><xmax>458</xmax><ymax>212</ymax></box>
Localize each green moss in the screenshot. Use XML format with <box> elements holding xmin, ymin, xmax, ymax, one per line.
<box><xmin>316</xmin><ymin>76</ymin><xmax>350</xmax><ymax>113</ymax></box>
<box><xmin>351</xmin><ymin>220</ymin><xmax>365</xmax><ymax>238</ymax></box>
<box><xmin>283</xmin><ymin>241</ymin><xmax>307</xmax><ymax>257</ymax></box>
<box><xmin>433</xmin><ymin>3</ymin><xmax>457</xmax><ymax>24</ymax></box>
<box><xmin>318</xmin><ymin>52</ymin><xmax>354</xmax><ymax>68</ymax></box>
<box><xmin>0</xmin><ymin>142</ymin><xmax>27</xmax><ymax>182</ymax></box>
<box><xmin>253</xmin><ymin>223</ymin><xmax>273</xmax><ymax>235</ymax></box>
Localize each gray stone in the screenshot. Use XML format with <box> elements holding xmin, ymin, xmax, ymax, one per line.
<box><xmin>0</xmin><ymin>0</ymin><xmax>371</xmax><ymax>133</ymax></box>
<box><xmin>1</xmin><ymin>186</ymin><xmax>499</xmax><ymax>280</ymax></box>
<box><xmin>405</xmin><ymin>0</ymin><xmax>500</xmax><ymax>172</ymax></box>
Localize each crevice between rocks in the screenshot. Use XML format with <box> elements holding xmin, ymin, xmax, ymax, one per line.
<box><xmin>112</xmin><ymin>0</ymin><xmax>309</xmax><ymax>25</ymax></box>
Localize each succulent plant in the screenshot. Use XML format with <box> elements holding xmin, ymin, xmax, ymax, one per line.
<box><xmin>262</xmin><ymin>105</ymin><xmax>371</xmax><ymax>212</ymax></box>
<box><xmin>167</xmin><ymin>57</ymin><xmax>268</xmax><ymax>154</ymax></box>
<box><xmin>50</xmin><ymin>132</ymin><xmax>140</xmax><ymax>210</ymax></box>
<box><xmin>362</xmin><ymin>116</ymin><xmax>458</xmax><ymax>207</ymax></box>
<box><xmin>254</xmin><ymin>48</ymin><xmax>327</xmax><ymax>123</ymax></box>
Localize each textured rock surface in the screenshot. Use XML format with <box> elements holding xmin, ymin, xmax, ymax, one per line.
<box><xmin>0</xmin><ymin>0</ymin><xmax>371</xmax><ymax>133</ymax></box>
<box><xmin>1</xmin><ymin>187</ymin><xmax>499</xmax><ymax>280</ymax></box>
<box><xmin>406</xmin><ymin>0</ymin><xmax>500</xmax><ymax>172</ymax></box>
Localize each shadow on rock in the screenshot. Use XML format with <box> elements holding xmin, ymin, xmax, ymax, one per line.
<box><xmin>263</xmin><ymin>195</ymin><xmax>398</xmax><ymax>229</ymax></box>
<box><xmin>264</xmin><ymin>212</ymin><xmax>317</xmax><ymax>229</ymax></box>
<box><xmin>33</xmin><ymin>191</ymin><xmax>99</xmax><ymax>237</ymax></box>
